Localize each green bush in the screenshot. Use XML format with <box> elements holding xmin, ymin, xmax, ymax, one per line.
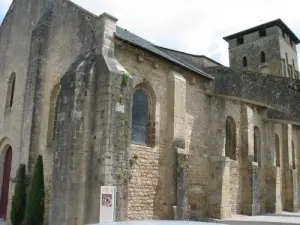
<box><xmin>24</xmin><ymin>155</ymin><xmax>45</xmax><ymax>225</ymax></box>
<box><xmin>10</xmin><ymin>164</ymin><xmax>27</xmax><ymax>225</ymax></box>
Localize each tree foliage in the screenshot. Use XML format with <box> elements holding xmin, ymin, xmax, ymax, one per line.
<box><xmin>10</xmin><ymin>164</ymin><xmax>27</xmax><ymax>225</ymax></box>
<box><xmin>24</xmin><ymin>155</ymin><xmax>44</xmax><ymax>225</ymax></box>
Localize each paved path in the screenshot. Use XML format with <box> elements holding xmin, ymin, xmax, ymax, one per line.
<box><xmin>216</xmin><ymin>211</ymin><xmax>300</xmax><ymax>224</ymax></box>
<box><xmin>1</xmin><ymin>212</ymin><xmax>300</xmax><ymax>225</ymax></box>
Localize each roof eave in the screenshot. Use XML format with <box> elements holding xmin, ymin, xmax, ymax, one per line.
<box><xmin>223</xmin><ymin>19</ymin><xmax>300</xmax><ymax>44</ymax></box>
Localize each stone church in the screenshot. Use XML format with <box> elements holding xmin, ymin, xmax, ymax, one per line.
<box><xmin>0</xmin><ymin>0</ymin><xmax>300</xmax><ymax>224</ymax></box>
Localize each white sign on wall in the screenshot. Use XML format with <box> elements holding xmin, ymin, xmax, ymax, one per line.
<box><xmin>99</xmin><ymin>186</ymin><xmax>117</xmax><ymax>223</ymax></box>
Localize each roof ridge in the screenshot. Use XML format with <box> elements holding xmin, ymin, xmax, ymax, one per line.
<box><xmin>155</xmin><ymin>45</ymin><xmax>205</xmax><ymax>57</ymax></box>
<box><xmin>157</xmin><ymin>45</ymin><xmax>223</xmax><ymax>67</ymax></box>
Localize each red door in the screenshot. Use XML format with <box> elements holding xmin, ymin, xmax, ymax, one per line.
<box><xmin>0</xmin><ymin>147</ymin><xmax>12</xmax><ymax>219</ymax></box>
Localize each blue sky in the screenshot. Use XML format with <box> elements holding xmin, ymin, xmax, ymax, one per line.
<box><xmin>0</xmin><ymin>0</ymin><xmax>300</xmax><ymax>66</ymax></box>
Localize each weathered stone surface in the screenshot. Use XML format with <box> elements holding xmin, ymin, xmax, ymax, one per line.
<box><xmin>1</xmin><ymin>1</ymin><xmax>300</xmax><ymax>224</ymax></box>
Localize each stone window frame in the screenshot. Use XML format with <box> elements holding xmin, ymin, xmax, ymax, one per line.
<box><xmin>243</xmin><ymin>56</ymin><xmax>247</xmax><ymax>67</ymax></box>
<box><xmin>260</xmin><ymin>51</ymin><xmax>266</xmax><ymax>63</ymax></box>
<box><xmin>253</xmin><ymin>126</ymin><xmax>261</xmax><ymax>165</ymax></box>
<box><xmin>275</xmin><ymin>133</ymin><xmax>280</xmax><ymax>167</ymax></box>
<box><xmin>131</xmin><ymin>82</ymin><xmax>156</xmax><ymax>148</ymax></box>
<box><xmin>5</xmin><ymin>72</ymin><xmax>16</xmax><ymax>111</ymax></box>
<box><xmin>225</xmin><ymin>116</ymin><xmax>237</xmax><ymax>160</ymax></box>
<box><xmin>46</xmin><ymin>83</ymin><xmax>61</xmax><ymax>148</ymax></box>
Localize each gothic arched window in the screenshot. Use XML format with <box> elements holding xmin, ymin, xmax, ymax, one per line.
<box><xmin>225</xmin><ymin>116</ymin><xmax>236</xmax><ymax>160</ymax></box>
<box><xmin>131</xmin><ymin>89</ymin><xmax>149</xmax><ymax>145</ymax></box>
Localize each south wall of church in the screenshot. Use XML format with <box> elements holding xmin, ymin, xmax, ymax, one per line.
<box><xmin>115</xmin><ymin>41</ymin><xmax>214</xmax><ymax>219</ymax></box>
<box><xmin>114</xmin><ymin>40</ymin><xmax>276</xmax><ymax>219</ymax></box>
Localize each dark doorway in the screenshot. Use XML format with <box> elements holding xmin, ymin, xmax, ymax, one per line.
<box><xmin>0</xmin><ymin>146</ymin><xmax>12</xmax><ymax>219</ymax></box>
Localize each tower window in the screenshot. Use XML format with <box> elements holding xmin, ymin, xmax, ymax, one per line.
<box><xmin>237</xmin><ymin>36</ymin><xmax>244</xmax><ymax>45</ymax></box>
<box><xmin>290</xmin><ymin>39</ymin><xmax>293</xmax><ymax>47</ymax></box>
<box><xmin>260</xmin><ymin>51</ymin><xmax>266</xmax><ymax>63</ymax></box>
<box><xmin>259</xmin><ymin>29</ymin><xmax>266</xmax><ymax>37</ymax></box>
<box><xmin>243</xmin><ymin>56</ymin><xmax>247</xmax><ymax>67</ymax></box>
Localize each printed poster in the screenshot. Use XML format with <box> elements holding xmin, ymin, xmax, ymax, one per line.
<box><xmin>99</xmin><ymin>186</ymin><xmax>116</xmax><ymax>223</ymax></box>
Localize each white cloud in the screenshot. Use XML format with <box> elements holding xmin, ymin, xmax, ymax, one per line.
<box><xmin>1</xmin><ymin>0</ymin><xmax>300</xmax><ymax>66</ymax></box>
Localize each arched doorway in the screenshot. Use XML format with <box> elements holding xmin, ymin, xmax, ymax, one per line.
<box><xmin>0</xmin><ymin>146</ymin><xmax>12</xmax><ymax>219</ymax></box>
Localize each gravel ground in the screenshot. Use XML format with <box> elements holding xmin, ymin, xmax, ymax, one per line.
<box><xmin>215</xmin><ymin>211</ymin><xmax>300</xmax><ymax>225</ymax></box>
<box><xmin>1</xmin><ymin>212</ymin><xmax>300</xmax><ymax>225</ymax></box>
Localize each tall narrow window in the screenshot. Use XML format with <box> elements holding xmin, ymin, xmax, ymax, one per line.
<box><xmin>293</xmin><ymin>59</ymin><xmax>295</xmax><ymax>68</ymax></box>
<box><xmin>6</xmin><ymin>73</ymin><xmax>16</xmax><ymax>110</ymax></box>
<box><xmin>243</xmin><ymin>57</ymin><xmax>247</xmax><ymax>67</ymax></box>
<box><xmin>254</xmin><ymin>126</ymin><xmax>260</xmax><ymax>164</ymax></box>
<box><xmin>292</xmin><ymin>141</ymin><xmax>296</xmax><ymax>169</ymax></box>
<box><xmin>9</xmin><ymin>75</ymin><xmax>15</xmax><ymax>107</ymax></box>
<box><xmin>225</xmin><ymin>116</ymin><xmax>236</xmax><ymax>160</ymax></box>
<box><xmin>131</xmin><ymin>90</ymin><xmax>149</xmax><ymax>145</ymax></box>
<box><xmin>46</xmin><ymin>84</ymin><xmax>60</xmax><ymax>147</ymax></box>
<box><xmin>260</xmin><ymin>51</ymin><xmax>266</xmax><ymax>63</ymax></box>
<box><xmin>275</xmin><ymin>134</ymin><xmax>280</xmax><ymax>167</ymax></box>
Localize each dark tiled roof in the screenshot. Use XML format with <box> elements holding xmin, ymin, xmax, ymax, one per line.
<box><xmin>156</xmin><ymin>46</ymin><xmax>223</xmax><ymax>68</ymax></box>
<box><xmin>115</xmin><ymin>26</ymin><xmax>214</xmax><ymax>80</ymax></box>
<box><xmin>223</xmin><ymin>19</ymin><xmax>300</xmax><ymax>44</ymax></box>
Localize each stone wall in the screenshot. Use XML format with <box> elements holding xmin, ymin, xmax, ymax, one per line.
<box><xmin>185</xmin><ymin>74</ymin><xmax>210</xmax><ymax>218</ymax></box>
<box><xmin>115</xmin><ymin>39</ymin><xmax>300</xmax><ymax>220</ymax></box>
<box><xmin>25</xmin><ymin>1</ymin><xmax>96</xmax><ymax>222</ymax></box>
<box><xmin>205</xmin><ymin>66</ymin><xmax>300</xmax><ymax>122</ymax></box>
<box><xmin>115</xmin><ymin>39</ymin><xmax>214</xmax><ymax>220</ymax></box>
<box><xmin>0</xmin><ymin>0</ymin><xmax>51</xmax><ymax>221</ymax></box>
<box><xmin>115</xmin><ymin>41</ymin><xmax>169</xmax><ymax>220</ymax></box>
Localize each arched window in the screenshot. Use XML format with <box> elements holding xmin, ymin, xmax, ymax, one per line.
<box><xmin>292</xmin><ymin>141</ymin><xmax>296</xmax><ymax>169</ymax></box>
<box><xmin>6</xmin><ymin>73</ymin><xmax>16</xmax><ymax>109</ymax></box>
<box><xmin>46</xmin><ymin>84</ymin><xmax>60</xmax><ymax>147</ymax></box>
<box><xmin>275</xmin><ymin>134</ymin><xmax>280</xmax><ymax>167</ymax></box>
<box><xmin>225</xmin><ymin>116</ymin><xmax>236</xmax><ymax>160</ymax></box>
<box><xmin>260</xmin><ymin>51</ymin><xmax>266</xmax><ymax>63</ymax></box>
<box><xmin>254</xmin><ymin>126</ymin><xmax>260</xmax><ymax>164</ymax></box>
<box><xmin>131</xmin><ymin>89</ymin><xmax>149</xmax><ymax>145</ymax></box>
<box><xmin>243</xmin><ymin>57</ymin><xmax>247</xmax><ymax>67</ymax></box>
